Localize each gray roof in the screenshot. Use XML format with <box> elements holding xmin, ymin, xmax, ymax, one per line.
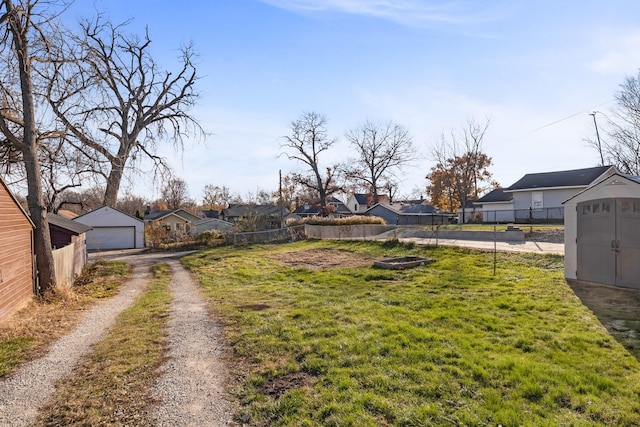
<box><xmin>223</xmin><ymin>204</ymin><xmax>282</xmax><ymax>217</ymax></box>
<box><xmin>506</xmin><ymin>166</ymin><xmax>614</xmax><ymax>191</ymax></box>
<box><xmin>476</xmin><ymin>188</ymin><xmax>513</xmax><ymax>203</ymax></box>
<box><xmin>369</xmin><ymin>202</ymin><xmax>448</xmax><ymax>215</ymax></box>
<box><xmin>353</xmin><ymin>193</ymin><xmax>389</xmax><ymax>205</ymax></box>
<box><xmin>49</xmin><ymin>213</ymin><xmax>92</xmax><ymax>234</ymax></box>
<box><xmin>144</xmin><ymin>210</ymin><xmax>174</xmax><ymax>221</ymax></box>
<box><xmin>144</xmin><ymin>209</ymin><xmax>201</xmax><ymax>222</ymax></box>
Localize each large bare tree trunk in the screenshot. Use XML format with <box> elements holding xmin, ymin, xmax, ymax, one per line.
<box><xmin>24</xmin><ymin>148</ymin><xmax>55</xmax><ymax>292</ymax></box>
<box><xmin>103</xmin><ymin>163</ymin><xmax>124</xmax><ymax>208</ymax></box>
<box><xmin>2</xmin><ymin>0</ymin><xmax>57</xmax><ymax>293</ymax></box>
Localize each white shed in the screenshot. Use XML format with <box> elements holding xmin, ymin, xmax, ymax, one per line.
<box><xmin>74</xmin><ymin>206</ymin><xmax>145</xmax><ymax>251</ymax></box>
<box><xmin>564</xmin><ymin>173</ymin><xmax>640</xmax><ymax>289</ymax></box>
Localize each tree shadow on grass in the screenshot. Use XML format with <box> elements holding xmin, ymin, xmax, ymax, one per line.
<box><xmin>567</xmin><ymin>279</ymin><xmax>640</xmax><ymax>361</ymax></box>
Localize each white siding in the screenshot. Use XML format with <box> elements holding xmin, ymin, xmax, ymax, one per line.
<box><xmin>74</xmin><ymin>207</ymin><xmax>145</xmax><ymax>249</ymax></box>
<box><xmin>481</xmin><ymin>202</ymin><xmax>515</xmax><ymax>223</ymax></box>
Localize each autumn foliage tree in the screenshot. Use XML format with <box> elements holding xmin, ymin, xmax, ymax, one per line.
<box><xmin>426</xmin><ymin>118</ymin><xmax>496</xmax><ymax>222</ymax></box>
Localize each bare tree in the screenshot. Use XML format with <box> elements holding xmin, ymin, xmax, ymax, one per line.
<box><xmin>426</xmin><ymin>118</ymin><xmax>495</xmax><ymax>222</ymax></box>
<box><xmin>344</xmin><ymin>119</ymin><xmax>417</xmax><ymax>204</ymax></box>
<box><xmin>116</xmin><ymin>189</ymin><xmax>147</xmax><ymax>217</ymax></box>
<box><xmin>202</xmin><ymin>184</ymin><xmax>231</xmax><ymax>211</ymax></box>
<box><xmin>0</xmin><ymin>0</ymin><xmax>62</xmax><ymax>292</ymax></box>
<box><xmin>46</xmin><ymin>17</ymin><xmax>204</xmax><ymax>207</ymax></box>
<box><xmin>281</xmin><ymin>111</ymin><xmax>341</xmax><ymax>212</ymax></box>
<box><xmin>588</xmin><ymin>71</ymin><xmax>640</xmax><ymax>174</ymax></box>
<box><xmin>56</xmin><ymin>185</ymin><xmax>104</xmax><ymax>215</ymax></box>
<box><xmin>161</xmin><ymin>177</ymin><xmax>189</xmax><ymax>210</ymax></box>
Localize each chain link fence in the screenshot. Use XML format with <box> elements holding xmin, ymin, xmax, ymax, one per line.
<box><xmin>232</xmin><ymin>225</ymin><xmax>306</xmax><ymax>246</ymax></box>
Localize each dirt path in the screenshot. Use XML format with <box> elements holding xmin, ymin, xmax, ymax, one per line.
<box><xmin>0</xmin><ymin>251</ymin><xmax>232</xmax><ymax>426</ymax></box>
<box><xmin>152</xmin><ymin>259</ymin><xmax>233</xmax><ymax>426</ymax></box>
<box><xmin>0</xmin><ymin>260</ymin><xmax>151</xmax><ymax>426</ymax></box>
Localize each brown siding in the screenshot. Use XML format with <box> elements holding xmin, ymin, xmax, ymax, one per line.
<box><xmin>0</xmin><ymin>183</ymin><xmax>34</xmax><ymax>320</ymax></box>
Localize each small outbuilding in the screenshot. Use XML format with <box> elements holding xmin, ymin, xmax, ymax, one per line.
<box><xmin>564</xmin><ymin>173</ymin><xmax>640</xmax><ymax>289</ymax></box>
<box><xmin>75</xmin><ymin>206</ymin><xmax>145</xmax><ymax>251</ymax></box>
<box><xmin>48</xmin><ymin>214</ymin><xmax>92</xmax><ymax>282</ymax></box>
<box><xmin>0</xmin><ymin>176</ymin><xmax>35</xmax><ymax>320</ymax></box>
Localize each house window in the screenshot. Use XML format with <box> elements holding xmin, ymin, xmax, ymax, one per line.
<box><xmin>354</xmin><ymin>204</ymin><xmax>358</xmax><ymax>212</ymax></box>
<box><xmin>532</xmin><ymin>191</ymin><xmax>543</xmax><ymax>210</ymax></box>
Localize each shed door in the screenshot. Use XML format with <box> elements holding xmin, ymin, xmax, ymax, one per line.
<box><xmin>577</xmin><ymin>198</ymin><xmax>640</xmax><ymax>288</ymax></box>
<box><xmin>86</xmin><ymin>226</ymin><xmax>136</xmax><ymax>250</ymax></box>
<box><xmin>616</xmin><ymin>199</ymin><xmax>640</xmax><ymax>288</ymax></box>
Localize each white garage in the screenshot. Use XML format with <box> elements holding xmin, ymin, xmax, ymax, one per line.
<box><xmin>74</xmin><ymin>206</ymin><xmax>145</xmax><ymax>251</ymax></box>
<box><xmin>564</xmin><ymin>173</ymin><xmax>640</xmax><ymax>289</ymax></box>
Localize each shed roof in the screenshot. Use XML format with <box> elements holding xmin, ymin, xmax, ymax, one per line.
<box><xmin>48</xmin><ymin>213</ymin><xmax>92</xmax><ymax>234</ymax></box>
<box><xmin>506</xmin><ymin>166</ymin><xmax>615</xmax><ymax>191</ymax></box>
<box><xmin>563</xmin><ymin>173</ymin><xmax>640</xmax><ymax>204</ymax></box>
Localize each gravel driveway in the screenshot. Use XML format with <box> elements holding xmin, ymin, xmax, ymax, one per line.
<box><xmin>0</xmin><ymin>251</ymin><xmax>232</xmax><ymax>426</ymax></box>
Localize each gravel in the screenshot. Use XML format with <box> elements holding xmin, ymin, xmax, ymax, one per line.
<box><xmin>0</xmin><ymin>251</ymin><xmax>233</xmax><ymax>427</ymax></box>
<box><xmin>152</xmin><ymin>259</ymin><xmax>233</xmax><ymax>426</ymax></box>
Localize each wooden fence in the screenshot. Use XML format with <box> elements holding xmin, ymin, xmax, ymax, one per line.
<box><xmin>52</xmin><ymin>241</ymin><xmax>87</xmax><ymax>287</ymax></box>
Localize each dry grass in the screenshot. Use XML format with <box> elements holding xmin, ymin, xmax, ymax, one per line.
<box><xmin>0</xmin><ymin>260</ymin><xmax>131</xmax><ymax>377</ymax></box>
<box><xmin>33</xmin><ymin>263</ymin><xmax>172</xmax><ymax>427</ymax></box>
<box><xmin>302</xmin><ymin>216</ymin><xmax>386</xmax><ymax>226</ymax></box>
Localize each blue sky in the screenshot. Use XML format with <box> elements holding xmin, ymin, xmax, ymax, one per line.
<box><xmin>68</xmin><ymin>0</ymin><xmax>640</xmax><ymax>202</ymax></box>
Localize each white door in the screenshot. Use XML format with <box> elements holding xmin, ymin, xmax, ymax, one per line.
<box><xmin>87</xmin><ymin>226</ymin><xmax>136</xmax><ymax>250</ymax></box>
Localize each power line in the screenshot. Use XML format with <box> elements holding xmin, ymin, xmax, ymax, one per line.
<box><xmin>529</xmin><ymin>99</ymin><xmax>614</xmax><ymax>133</ymax></box>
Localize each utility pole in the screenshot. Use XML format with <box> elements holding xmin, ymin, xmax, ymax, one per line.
<box><xmin>279</xmin><ymin>169</ymin><xmax>284</xmax><ymax>228</ymax></box>
<box><xmin>590</xmin><ymin>111</ymin><xmax>605</xmax><ymax>166</ymax></box>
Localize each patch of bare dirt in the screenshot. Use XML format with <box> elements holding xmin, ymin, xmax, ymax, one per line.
<box><xmin>270</xmin><ymin>248</ymin><xmax>377</xmax><ymax>271</ymax></box>
<box><xmin>258</xmin><ymin>372</ymin><xmax>314</xmax><ymax>399</ymax></box>
<box><xmin>567</xmin><ymin>279</ymin><xmax>640</xmax><ymax>360</ymax></box>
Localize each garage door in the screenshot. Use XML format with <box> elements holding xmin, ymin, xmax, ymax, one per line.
<box><xmin>86</xmin><ymin>226</ymin><xmax>136</xmax><ymax>251</ymax></box>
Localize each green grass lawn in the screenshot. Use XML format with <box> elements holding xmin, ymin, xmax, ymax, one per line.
<box><xmin>183</xmin><ymin>240</ymin><xmax>640</xmax><ymax>426</ymax></box>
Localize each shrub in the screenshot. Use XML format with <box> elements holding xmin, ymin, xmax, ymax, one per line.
<box><xmin>302</xmin><ymin>215</ymin><xmax>386</xmax><ymax>226</ymax></box>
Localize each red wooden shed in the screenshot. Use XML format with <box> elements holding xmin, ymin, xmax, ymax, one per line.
<box><xmin>0</xmin><ymin>176</ymin><xmax>35</xmax><ymax>320</ymax></box>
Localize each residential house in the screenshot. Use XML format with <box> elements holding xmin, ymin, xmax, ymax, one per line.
<box><xmin>473</xmin><ymin>188</ymin><xmax>515</xmax><ymax>223</ymax></box>
<box><xmin>346</xmin><ymin>193</ymin><xmax>389</xmax><ymax>214</ymax></box>
<box><xmin>366</xmin><ymin>202</ymin><xmax>453</xmax><ymax>225</ymax></box>
<box><xmin>291</xmin><ymin>197</ymin><xmax>351</xmax><ymax>218</ymax></box>
<box><xmin>564</xmin><ymin>173</ymin><xmax>640</xmax><ymax>289</ymax></box>
<box><xmin>498</xmin><ymin>165</ymin><xmax>618</xmax><ymax>223</ymax></box>
<box><xmin>144</xmin><ymin>208</ymin><xmax>202</xmax><ymax>236</ymax></box>
<box><xmin>48</xmin><ymin>213</ymin><xmax>92</xmax><ymax>283</ymax></box>
<box><xmin>0</xmin><ymin>176</ymin><xmax>35</xmax><ymax>320</ymax></box>
<box><xmin>76</xmin><ymin>206</ymin><xmax>145</xmax><ymax>250</ymax></box>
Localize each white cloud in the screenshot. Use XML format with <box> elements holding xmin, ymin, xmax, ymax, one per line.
<box><xmin>259</xmin><ymin>0</ymin><xmax>502</xmax><ymax>27</ymax></box>
<box><xmin>587</xmin><ymin>30</ymin><xmax>640</xmax><ymax>75</ymax></box>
